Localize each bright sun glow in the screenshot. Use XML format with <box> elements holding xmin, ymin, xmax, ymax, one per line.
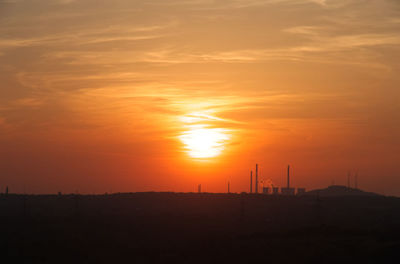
<box><xmin>179</xmin><ymin>126</ymin><xmax>230</xmax><ymax>158</ymax></box>
<box><xmin>179</xmin><ymin>111</ymin><xmax>231</xmax><ymax>159</ymax></box>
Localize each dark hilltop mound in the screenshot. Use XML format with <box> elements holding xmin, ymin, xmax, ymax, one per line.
<box><xmin>305</xmin><ymin>185</ymin><xmax>381</xmax><ymax>197</ymax></box>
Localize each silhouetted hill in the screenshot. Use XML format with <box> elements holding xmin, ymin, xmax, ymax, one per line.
<box><xmin>1</xmin><ymin>192</ymin><xmax>399</xmax><ymax>263</ymax></box>
<box><xmin>305</xmin><ymin>185</ymin><xmax>381</xmax><ymax>197</ymax></box>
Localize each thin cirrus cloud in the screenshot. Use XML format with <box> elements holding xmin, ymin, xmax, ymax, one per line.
<box><xmin>148</xmin><ymin>0</ymin><xmax>330</xmax><ymax>8</ymax></box>
<box><xmin>0</xmin><ymin>0</ymin><xmax>399</xmax><ymax>194</ymax></box>
<box><xmin>0</xmin><ymin>24</ymin><xmax>173</xmax><ymax>49</ymax></box>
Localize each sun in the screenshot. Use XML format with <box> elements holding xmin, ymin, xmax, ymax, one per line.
<box><xmin>179</xmin><ymin>125</ymin><xmax>230</xmax><ymax>159</ymax></box>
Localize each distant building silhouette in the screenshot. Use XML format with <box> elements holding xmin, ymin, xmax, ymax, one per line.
<box><xmin>297</xmin><ymin>188</ymin><xmax>306</xmax><ymax>195</ymax></box>
<box><xmin>281</xmin><ymin>187</ymin><xmax>295</xmax><ymax>195</ymax></box>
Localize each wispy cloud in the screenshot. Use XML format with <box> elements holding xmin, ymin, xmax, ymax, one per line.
<box><xmin>0</xmin><ymin>23</ymin><xmax>174</xmax><ymax>49</ymax></box>
<box><xmin>13</xmin><ymin>97</ymin><xmax>44</xmax><ymax>107</ymax></box>
<box><xmin>148</xmin><ymin>0</ymin><xmax>332</xmax><ymax>9</ymax></box>
<box><xmin>0</xmin><ymin>0</ymin><xmax>399</xmax><ymax>138</ymax></box>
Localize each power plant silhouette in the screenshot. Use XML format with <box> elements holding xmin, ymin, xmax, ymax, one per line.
<box><xmin>197</xmin><ymin>164</ymin><xmax>306</xmax><ymax>194</ymax></box>
<box><xmin>249</xmin><ymin>164</ymin><xmax>306</xmax><ymax>195</ymax></box>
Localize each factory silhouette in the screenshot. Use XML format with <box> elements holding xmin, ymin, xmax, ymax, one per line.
<box><xmin>195</xmin><ymin>164</ymin><xmax>362</xmax><ymax>196</ymax></box>
<box><xmin>197</xmin><ymin>164</ymin><xmax>307</xmax><ymax>195</ymax></box>
<box><xmin>248</xmin><ymin>164</ymin><xmax>306</xmax><ymax>195</ymax></box>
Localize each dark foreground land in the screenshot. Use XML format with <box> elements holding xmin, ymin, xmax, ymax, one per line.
<box><xmin>1</xmin><ymin>192</ymin><xmax>400</xmax><ymax>263</ymax></box>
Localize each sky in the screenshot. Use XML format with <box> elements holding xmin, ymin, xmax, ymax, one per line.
<box><xmin>0</xmin><ymin>0</ymin><xmax>399</xmax><ymax>195</ymax></box>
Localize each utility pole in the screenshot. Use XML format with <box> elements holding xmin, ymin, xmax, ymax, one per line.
<box><xmin>255</xmin><ymin>164</ymin><xmax>258</xmax><ymax>194</ymax></box>
<box><xmin>347</xmin><ymin>172</ymin><xmax>351</xmax><ymax>189</ymax></box>
<box><xmin>355</xmin><ymin>172</ymin><xmax>358</xmax><ymax>189</ymax></box>
<box><xmin>250</xmin><ymin>171</ymin><xmax>253</xmax><ymax>193</ymax></box>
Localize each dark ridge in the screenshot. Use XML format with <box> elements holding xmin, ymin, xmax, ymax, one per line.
<box><xmin>305</xmin><ymin>185</ymin><xmax>382</xmax><ymax>197</ymax></box>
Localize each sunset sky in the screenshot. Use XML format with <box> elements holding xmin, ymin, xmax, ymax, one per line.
<box><xmin>1</xmin><ymin>0</ymin><xmax>399</xmax><ymax>195</ymax></box>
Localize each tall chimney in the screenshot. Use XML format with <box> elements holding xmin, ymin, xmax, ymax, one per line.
<box><xmin>255</xmin><ymin>164</ymin><xmax>258</xmax><ymax>194</ymax></box>
<box><xmin>287</xmin><ymin>165</ymin><xmax>290</xmax><ymax>189</ymax></box>
<box><xmin>250</xmin><ymin>171</ymin><xmax>253</xmax><ymax>193</ymax></box>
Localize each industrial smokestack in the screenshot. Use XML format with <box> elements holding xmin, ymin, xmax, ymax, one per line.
<box><xmin>287</xmin><ymin>165</ymin><xmax>290</xmax><ymax>189</ymax></box>
<box><xmin>250</xmin><ymin>171</ymin><xmax>253</xmax><ymax>193</ymax></box>
<box><xmin>255</xmin><ymin>164</ymin><xmax>259</xmax><ymax>193</ymax></box>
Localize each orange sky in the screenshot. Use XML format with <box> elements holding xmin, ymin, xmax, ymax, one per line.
<box><xmin>0</xmin><ymin>0</ymin><xmax>399</xmax><ymax>195</ymax></box>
